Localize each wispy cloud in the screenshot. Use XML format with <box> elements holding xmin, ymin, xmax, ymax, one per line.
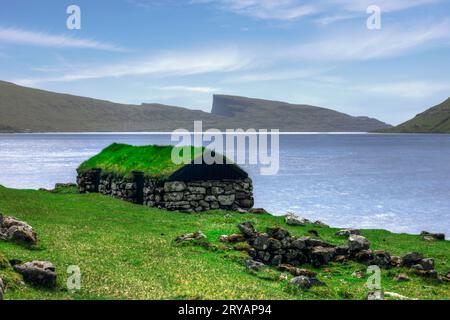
<box><xmin>13</xmin><ymin>47</ymin><xmax>253</xmax><ymax>86</ymax></box>
<box><xmin>156</xmin><ymin>85</ymin><xmax>222</xmax><ymax>93</ymax></box>
<box><xmin>355</xmin><ymin>81</ymin><xmax>450</xmax><ymax>98</ymax></box>
<box><xmin>0</xmin><ymin>27</ymin><xmax>124</xmax><ymax>51</ymax></box>
<box><xmin>228</xmin><ymin>69</ymin><xmax>324</xmax><ymax>82</ymax></box>
<box><xmin>284</xmin><ymin>19</ymin><xmax>450</xmax><ymax>61</ymax></box>
<box><xmin>331</xmin><ymin>0</ymin><xmax>442</xmax><ymax>13</ymax></box>
<box><xmin>191</xmin><ymin>0</ymin><xmax>318</xmax><ymax>21</ymax></box>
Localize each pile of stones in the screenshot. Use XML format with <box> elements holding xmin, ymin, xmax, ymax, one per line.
<box><xmin>0</xmin><ymin>214</ymin><xmax>37</xmax><ymax>245</ymax></box>
<box><xmin>223</xmin><ymin>221</ymin><xmax>448</xmax><ymax>285</ymax></box>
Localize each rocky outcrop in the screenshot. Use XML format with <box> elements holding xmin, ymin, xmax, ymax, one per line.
<box><xmin>420</xmin><ymin>231</ymin><xmax>445</xmax><ymax>241</ymax></box>
<box><xmin>0</xmin><ymin>214</ymin><xmax>37</xmax><ymax>245</ymax></box>
<box><xmin>285</xmin><ymin>212</ymin><xmax>310</xmax><ymax>226</ymax></box>
<box><xmin>78</xmin><ymin>169</ymin><xmax>254</xmax><ymax>212</ymax></box>
<box><xmin>14</xmin><ymin>261</ymin><xmax>57</xmax><ymax>288</ymax></box>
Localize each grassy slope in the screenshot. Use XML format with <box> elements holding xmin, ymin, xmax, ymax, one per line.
<box><xmin>379</xmin><ymin>98</ymin><xmax>450</xmax><ymax>133</ymax></box>
<box><xmin>0</xmin><ymin>186</ymin><xmax>449</xmax><ymax>300</ymax></box>
<box><xmin>78</xmin><ymin>143</ymin><xmax>204</xmax><ymax>178</ymax></box>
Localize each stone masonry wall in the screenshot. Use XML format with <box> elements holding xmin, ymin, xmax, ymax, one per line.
<box><xmin>77</xmin><ymin>169</ymin><xmax>254</xmax><ymax>212</ymax></box>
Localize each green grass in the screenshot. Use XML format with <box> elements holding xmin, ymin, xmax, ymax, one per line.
<box><xmin>77</xmin><ymin>143</ymin><xmax>205</xmax><ymax>178</ymax></box>
<box><xmin>0</xmin><ymin>185</ymin><xmax>449</xmax><ymax>300</ymax></box>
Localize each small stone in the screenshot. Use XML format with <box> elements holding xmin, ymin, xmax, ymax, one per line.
<box><xmin>279</xmin><ymin>273</ymin><xmax>289</xmax><ymax>281</ymax></box>
<box><xmin>336</xmin><ymin>228</ymin><xmax>361</xmax><ymax>237</ymax></box>
<box><xmin>290</xmin><ymin>276</ymin><xmax>326</xmax><ymax>290</ymax></box>
<box><xmin>313</xmin><ymin>220</ymin><xmax>329</xmax><ymax>228</ymax></box>
<box><xmin>236</xmin><ymin>208</ymin><xmax>248</xmax><ymax>214</ymax></box>
<box><xmin>348</xmin><ymin>235</ymin><xmax>370</xmax><ymax>252</ymax></box>
<box><xmin>248</xmin><ymin>208</ymin><xmax>268</xmax><ymax>214</ymax></box>
<box><xmin>285</xmin><ymin>213</ymin><xmax>310</xmax><ymax>226</ymax></box>
<box><xmin>367</xmin><ymin>291</ymin><xmax>384</xmax><ymax>300</ymax></box>
<box><xmin>175</xmin><ymin>231</ymin><xmax>206</xmax><ymax>243</ymax></box>
<box><xmin>278</xmin><ymin>264</ymin><xmax>317</xmax><ymax>277</ymax></box>
<box><xmin>391</xmin><ymin>256</ymin><xmax>402</xmax><ymax>267</ymax></box>
<box><xmin>352</xmin><ymin>271</ymin><xmax>365</xmax><ymax>278</ymax></box>
<box><xmin>246</xmin><ymin>259</ymin><xmax>265</xmax><ymax>271</ymax></box>
<box><xmin>219</xmin><ymin>234</ymin><xmax>246</xmax><ymax>243</ymax></box>
<box><xmin>224</xmin><ymin>214</ymin><xmax>232</xmax><ymax>219</ymax></box>
<box><xmin>237</xmin><ymin>222</ymin><xmax>256</xmax><ymax>238</ymax></box>
<box><xmin>394</xmin><ymin>274</ymin><xmax>410</xmax><ymax>282</ymax></box>
<box><xmin>14</xmin><ymin>261</ymin><xmax>57</xmax><ymax>288</ymax></box>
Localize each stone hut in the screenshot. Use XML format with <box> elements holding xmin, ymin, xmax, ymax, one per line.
<box><xmin>76</xmin><ymin>143</ymin><xmax>254</xmax><ymax>212</ymax></box>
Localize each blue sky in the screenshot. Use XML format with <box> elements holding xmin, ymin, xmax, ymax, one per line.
<box><xmin>1</xmin><ymin>0</ymin><xmax>450</xmax><ymax>125</ymax></box>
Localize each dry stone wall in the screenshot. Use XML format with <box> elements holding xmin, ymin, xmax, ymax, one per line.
<box><xmin>77</xmin><ymin>169</ymin><xmax>254</xmax><ymax>212</ymax></box>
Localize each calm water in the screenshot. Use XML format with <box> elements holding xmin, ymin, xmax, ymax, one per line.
<box><xmin>1</xmin><ymin>133</ymin><xmax>449</xmax><ymax>236</ymax></box>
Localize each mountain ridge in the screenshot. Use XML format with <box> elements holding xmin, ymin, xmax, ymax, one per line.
<box><xmin>0</xmin><ymin>80</ymin><xmax>391</xmax><ymax>132</ymax></box>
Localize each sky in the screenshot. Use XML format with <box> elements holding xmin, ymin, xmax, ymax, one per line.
<box><xmin>1</xmin><ymin>0</ymin><xmax>450</xmax><ymax>125</ymax></box>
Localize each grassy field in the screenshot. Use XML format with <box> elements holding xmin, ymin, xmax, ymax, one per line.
<box><xmin>0</xmin><ymin>185</ymin><xmax>449</xmax><ymax>300</ymax></box>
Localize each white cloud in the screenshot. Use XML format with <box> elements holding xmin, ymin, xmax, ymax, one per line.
<box><xmin>156</xmin><ymin>85</ymin><xmax>222</xmax><ymax>93</ymax></box>
<box><xmin>331</xmin><ymin>0</ymin><xmax>442</xmax><ymax>13</ymax></box>
<box><xmin>13</xmin><ymin>47</ymin><xmax>253</xmax><ymax>86</ymax></box>
<box><xmin>284</xmin><ymin>20</ymin><xmax>450</xmax><ymax>61</ymax></box>
<box><xmin>355</xmin><ymin>81</ymin><xmax>450</xmax><ymax>98</ymax></box>
<box><xmin>0</xmin><ymin>27</ymin><xmax>124</xmax><ymax>51</ymax></box>
<box><xmin>228</xmin><ymin>69</ymin><xmax>324</xmax><ymax>82</ymax></box>
<box><xmin>191</xmin><ymin>0</ymin><xmax>318</xmax><ymax>21</ymax></box>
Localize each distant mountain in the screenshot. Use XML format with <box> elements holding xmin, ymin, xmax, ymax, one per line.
<box><xmin>378</xmin><ymin>98</ymin><xmax>450</xmax><ymax>133</ymax></box>
<box><xmin>212</xmin><ymin>95</ymin><xmax>391</xmax><ymax>132</ymax></box>
<box><xmin>0</xmin><ymin>80</ymin><xmax>391</xmax><ymax>132</ymax></box>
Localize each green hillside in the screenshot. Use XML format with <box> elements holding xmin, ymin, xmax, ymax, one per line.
<box><xmin>0</xmin><ymin>185</ymin><xmax>449</xmax><ymax>300</ymax></box>
<box><xmin>379</xmin><ymin>98</ymin><xmax>450</xmax><ymax>133</ymax></box>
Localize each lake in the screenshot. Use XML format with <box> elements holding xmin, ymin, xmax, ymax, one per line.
<box><xmin>1</xmin><ymin>133</ymin><xmax>449</xmax><ymax>236</ymax></box>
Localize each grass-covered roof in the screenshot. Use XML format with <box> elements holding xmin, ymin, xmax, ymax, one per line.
<box><xmin>77</xmin><ymin>143</ymin><xmax>205</xmax><ymax>178</ymax></box>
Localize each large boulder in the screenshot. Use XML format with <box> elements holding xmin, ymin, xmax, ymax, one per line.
<box><xmin>266</xmin><ymin>227</ymin><xmax>290</xmax><ymax>240</ymax></box>
<box><xmin>14</xmin><ymin>261</ymin><xmax>57</xmax><ymax>288</ymax></box>
<box><xmin>370</xmin><ymin>250</ymin><xmax>392</xmax><ymax>268</ymax></box>
<box><xmin>245</xmin><ymin>259</ymin><xmax>265</xmax><ymax>271</ymax></box>
<box><xmin>310</xmin><ymin>247</ymin><xmax>335</xmax><ymax>267</ymax></box>
<box><xmin>0</xmin><ymin>215</ymin><xmax>37</xmax><ymax>245</ymax></box>
<box><xmin>401</xmin><ymin>252</ymin><xmax>424</xmax><ymax>267</ymax></box>
<box><xmin>348</xmin><ymin>235</ymin><xmax>370</xmax><ymax>252</ymax></box>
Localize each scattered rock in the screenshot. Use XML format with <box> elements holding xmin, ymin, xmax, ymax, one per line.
<box><xmin>411</xmin><ymin>258</ymin><xmax>434</xmax><ymax>271</ymax></box>
<box><xmin>219</xmin><ymin>234</ymin><xmax>246</xmax><ymax>243</ymax></box>
<box><xmin>278</xmin><ymin>264</ymin><xmax>317</xmax><ymax>277</ymax></box>
<box><xmin>336</xmin><ymin>228</ymin><xmax>361</xmax><ymax>237</ymax></box>
<box><xmin>285</xmin><ymin>212</ymin><xmax>310</xmax><ymax>226</ymax></box>
<box><xmin>0</xmin><ymin>215</ymin><xmax>37</xmax><ymax>245</ymax></box>
<box><xmin>313</xmin><ymin>220</ymin><xmax>329</xmax><ymax>228</ymax></box>
<box><xmin>236</xmin><ymin>208</ymin><xmax>248</xmax><ymax>214</ymax></box>
<box><xmin>248</xmin><ymin>208</ymin><xmax>268</xmax><ymax>215</ymax></box>
<box><xmin>279</xmin><ymin>273</ymin><xmax>289</xmax><ymax>281</ymax></box>
<box><xmin>394</xmin><ymin>274</ymin><xmax>410</xmax><ymax>282</ymax></box>
<box><xmin>384</xmin><ymin>291</ymin><xmax>417</xmax><ymax>300</ymax></box>
<box><xmin>371</xmin><ymin>250</ymin><xmax>392</xmax><ymax>268</ymax></box>
<box><xmin>266</xmin><ymin>227</ymin><xmax>290</xmax><ymax>240</ymax></box>
<box><xmin>354</xmin><ymin>250</ymin><xmax>373</xmax><ymax>263</ymax></box>
<box><xmin>390</xmin><ymin>256</ymin><xmax>402</xmax><ymax>267</ymax></box>
<box><xmin>348</xmin><ymin>235</ymin><xmax>370</xmax><ymax>252</ymax></box>
<box><xmin>14</xmin><ymin>261</ymin><xmax>57</xmax><ymax>288</ymax></box>
<box><xmin>290</xmin><ymin>276</ymin><xmax>326</xmax><ymax>290</ymax></box>
<box><xmin>175</xmin><ymin>231</ymin><xmax>206</xmax><ymax>243</ymax></box>
<box><xmin>367</xmin><ymin>291</ymin><xmax>384</xmax><ymax>300</ymax></box>
<box><xmin>237</xmin><ymin>222</ymin><xmax>256</xmax><ymax>238</ymax></box>
<box><xmin>412</xmin><ymin>269</ymin><xmax>438</xmax><ymax>279</ymax></box>
<box><xmin>401</xmin><ymin>252</ymin><xmax>424</xmax><ymax>267</ymax></box>
<box><xmin>245</xmin><ymin>259</ymin><xmax>265</xmax><ymax>271</ymax></box>
<box><xmin>420</xmin><ymin>231</ymin><xmax>445</xmax><ymax>241</ymax></box>
<box><xmin>352</xmin><ymin>271</ymin><xmax>365</xmax><ymax>279</ymax></box>
<box><xmin>310</xmin><ymin>246</ymin><xmax>335</xmax><ymax>267</ymax></box>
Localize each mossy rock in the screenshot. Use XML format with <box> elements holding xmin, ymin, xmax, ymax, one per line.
<box><xmin>0</xmin><ymin>252</ymin><xmax>10</xmax><ymax>269</ymax></box>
